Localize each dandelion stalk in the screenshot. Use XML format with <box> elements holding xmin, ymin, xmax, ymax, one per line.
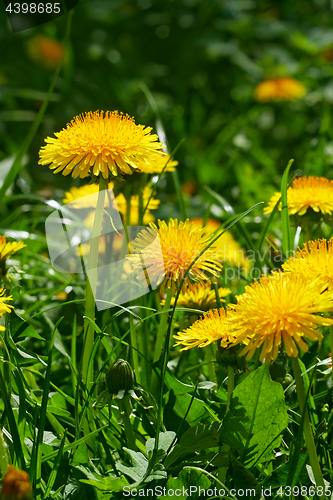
<box><xmin>153</xmin><ymin>286</ymin><xmax>173</xmax><ymax>363</ymax></box>
<box><xmin>118</xmin><ymin>395</ymin><xmax>136</xmax><ymax>451</ymax></box>
<box><xmin>291</xmin><ymin>358</ymin><xmax>325</xmax><ymax>492</ymax></box>
<box><xmin>226</xmin><ymin>365</ymin><xmax>234</xmax><ymax>414</ymax></box>
<box><xmin>82</xmin><ymin>176</ymin><xmax>106</xmax><ymax>389</ymax></box>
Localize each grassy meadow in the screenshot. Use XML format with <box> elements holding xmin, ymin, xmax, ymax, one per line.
<box><xmin>0</xmin><ymin>1</ymin><xmax>333</xmax><ymax>499</ymax></box>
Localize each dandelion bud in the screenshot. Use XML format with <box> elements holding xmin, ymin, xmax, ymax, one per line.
<box><xmin>0</xmin><ymin>466</ymin><xmax>31</xmax><ymax>500</ymax></box>
<box><xmin>106</xmin><ymin>359</ymin><xmax>135</xmax><ymax>395</ymax></box>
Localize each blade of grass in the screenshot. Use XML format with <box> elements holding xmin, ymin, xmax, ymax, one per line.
<box><xmin>0</xmin><ymin>368</ymin><xmax>25</xmax><ymax>469</ymax></box>
<box><xmin>43</xmin><ymin>430</ymin><xmax>67</xmax><ymax>499</ymax></box>
<box><xmin>281</xmin><ymin>159</ymin><xmax>294</xmax><ymax>256</ymax></box>
<box><xmin>30</xmin><ymin>317</ymin><xmax>63</xmax><ymax>500</ymax></box>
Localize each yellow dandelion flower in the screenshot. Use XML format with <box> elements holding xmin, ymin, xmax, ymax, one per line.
<box><xmin>64</xmin><ymin>183</ymin><xmax>159</xmax><ymax>224</ymax></box>
<box><xmin>135</xmin><ymin>153</ymin><xmax>178</xmax><ymax>174</ymax></box>
<box><xmin>191</xmin><ymin>218</ymin><xmax>250</xmax><ymax>271</ymax></box>
<box><xmin>228</xmin><ymin>272</ymin><xmax>333</xmax><ymax>365</ymax></box>
<box><xmin>127</xmin><ymin>218</ymin><xmax>222</xmax><ymax>292</ymax></box>
<box><xmin>254</xmin><ymin>77</ymin><xmax>306</xmax><ymax>101</ymax></box>
<box><xmin>283</xmin><ymin>238</ymin><xmax>333</xmax><ymax>290</ymax></box>
<box><xmin>163</xmin><ymin>282</ymin><xmax>231</xmax><ymax>311</ymax></box>
<box><xmin>39</xmin><ymin>110</ymin><xmax>165</xmax><ymax>180</ymax></box>
<box><xmin>0</xmin><ymin>465</ymin><xmax>31</xmax><ymax>500</ymax></box>
<box><xmin>0</xmin><ymin>236</ymin><xmax>26</xmax><ymax>274</ymax></box>
<box><xmin>264</xmin><ymin>176</ymin><xmax>333</xmax><ymax>216</ymax></box>
<box><xmin>174</xmin><ymin>308</ymin><xmax>242</xmax><ymax>350</ymax></box>
<box><xmin>0</xmin><ymin>289</ymin><xmax>13</xmax><ymax>317</ymax></box>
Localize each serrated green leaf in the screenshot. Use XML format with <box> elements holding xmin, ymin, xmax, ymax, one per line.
<box><xmin>220</xmin><ymin>365</ymin><xmax>288</xmax><ymax>467</ymax></box>
<box><xmin>80</xmin><ymin>476</ymin><xmax>128</xmax><ymax>492</ymax></box>
<box><xmin>116</xmin><ymin>448</ymin><xmax>167</xmax><ymax>487</ymax></box>
<box><xmin>164</xmin><ymin>422</ymin><xmax>222</xmax><ymax>469</ymax></box>
<box><xmin>146</xmin><ymin>431</ymin><xmax>176</xmax><ymax>458</ymax></box>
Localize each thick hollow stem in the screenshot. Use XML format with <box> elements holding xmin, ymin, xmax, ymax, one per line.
<box><xmin>82</xmin><ymin>177</ymin><xmax>106</xmax><ymax>388</ymax></box>
<box><xmin>292</xmin><ymin>358</ymin><xmax>325</xmax><ymax>494</ymax></box>
<box><xmin>153</xmin><ymin>287</ymin><xmax>173</xmax><ymax>363</ymax></box>
<box><xmin>118</xmin><ymin>395</ymin><xmax>136</xmax><ymax>450</ymax></box>
<box><xmin>226</xmin><ymin>365</ymin><xmax>235</xmax><ymax>414</ymax></box>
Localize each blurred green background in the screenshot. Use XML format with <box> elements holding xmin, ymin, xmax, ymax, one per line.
<box><xmin>1</xmin><ymin>0</ymin><xmax>333</xmax><ymax>214</ymax></box>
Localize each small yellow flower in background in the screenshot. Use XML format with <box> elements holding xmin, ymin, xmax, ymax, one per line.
<box><xmin>127</xmin><ymin>218</ymin><xmax>222</xmax><ymax>292</ymax></box>
<box><xmin>264</xmin><ymin>176</ymin><xmax>333</xmax><ymax>216</ymax></box>
<box><xmin>228</xmin><ymin>272</ymin><xmax>333</xmax><ymax>365</ymax></box>
<box><xmin>27</xmin><ymin>35</ymin><xmax>64</xmax><ymax>69</ymax></box>
<box><xmin>283</xmin><ymin>238</ymin><xmax>333</xmax><ymax>290</ymax></box>
<box><xmin>115</xmin><ymin>186</ymin><xmax>160</xmax><ymax>225</ymax></box>
<box><xmin>64</xmin><ymin>183</ymin><xmax>160</xmax><ymax>225</ymax></box>
<box><xmin>0</xmin><ymin>236</ymin><xmax>26</xmax><ymax>262</ymax></box>
<box><xmin>39</xmin><ymin>111</ymin><xmax>165</xmax><ymax>180</ymax></box>
<box><xmin>135</xmin><ymin>153</ymin><xmax>178</xmax><ymax>174</ymax></box>
<box><xmin>0</xmin><ymin>236</ymin><xmax>26</xmax><ymax>275</ymax></box>
<box><xmin>191</xmin><ymin>218</ymin><xmax>250</xmax><ymax>271</ymax></box>
<box><xmin>0</xmin><ymin>465</ymin><xmax>31</xmax><ymax>500</ymax></box>
<box><xmin>162</xmin><ymin>282</ymin><xmax>231</xmax><ymax>311</ymax></box>
<box><xmin>0</xmin><ymin>290</ymin><xmax>13</xmax><ymax>317</ymax></box>
<box><xmin>174</xmin><ymin>308</ymin><xmax>242</xmax><ymax>350</ymax></box>
<box><xmin>254</xmin><ymin>77</ymin><xmax>306</xmax><ymax>101</ymax></box>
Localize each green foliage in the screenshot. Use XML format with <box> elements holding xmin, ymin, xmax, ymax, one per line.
<box><xmin>221</xmin><ymin>365</ymin><xmax>289</xmax><ymax>467</ymax></box>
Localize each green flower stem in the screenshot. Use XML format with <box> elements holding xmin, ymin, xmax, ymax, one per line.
<box><xmin>226</xmin><ymin>365</ymin><xmax>234</xmax><ymax>414</ymax></box>
<box><xmin>82</xmin><ymin>177</ymin><xmax>106</xmax><ymax>389</ymax></box>
<box><xmin>129</xmin><ymin>314</ymin><xmax>141</xmax><ymax>385</ymax></box>
<box><xmin>0</xmin><ymin>428</ymin><xmax>8</xmax><ymax>476</ymax></box>
<box><xmin>205</xmin><ymin>345</ymin><xmax>217</xmax><ymax>385</ymax></box>
<box><xmin>153</xmin><ymin>287</ymin><xmax>174</xmax><ymax>363</ymax></box>
<box><xmin>118</xmin><ymin>395</ymin><xmax>136</xmax><ymax>450</ymax></box>
<box><xmin>292</xmin><ymin>358</ymin><xmax>325</xmax><ymax>493</ymax></box>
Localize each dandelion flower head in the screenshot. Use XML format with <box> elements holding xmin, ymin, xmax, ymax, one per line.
<box><xmin>264</xmin><ymin>176</ymin><xmax>333</xmax><ymax>216</ymax></box>
<box><xmin>0</xmin><ymin>289</ymin><xmax>13</xmax><ymax>317</ymax></box>
<box><xmin>135</xmin><ymin>153</ymin><xmax>178</xmax><ymax>174</ymax></box>
<box><xmin>0</xmin><ymin>236</ymin><xmax>26</xmax><ymax>262</ymax></box>
<box><xmin>283</xmin><ymin>238</ymin><xmax>333</xmax><ymax>290</ymax></box>
<box><xmin>0</xmin><ymin>465</ymin><xmax>31</xmax><ymax>500</ymax></box>
<box><xmin>174</xmin><ymin>308</ymin><xmax>243</xmax><ymax>350</ymax></box>
<box><xmin>39</xmin><ymin>110</ymin><xmax>165</xmax><ymax>180</ymax></box>
<box><xmin>127</xmin><ymin>218</ymin><xmax>222</xmax><ymax>292</ymax></box>
<box><xmin>163</xmin><ymin>281</ymin><xmax>231</xmax><ymax>311</ymax></box>
<box><xmin>255</xmin><ymin>77</ymin><xmax>306</xmax><ymax>102</ymax></box>
<box><xmin>228</xmin><ymin>272</ymin><xmax>333</xmax><ymax>365</ymax></box>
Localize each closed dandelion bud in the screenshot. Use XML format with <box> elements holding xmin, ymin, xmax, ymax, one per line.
<box><xmin>106</xmin><ymin>359</ymin><xmax>135</xmax><ymax>395</ymax></box>
<box><xmin>0</xmin><ymin>466</ymin><xmax>31</xmax><ymax>500</ymax></box>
